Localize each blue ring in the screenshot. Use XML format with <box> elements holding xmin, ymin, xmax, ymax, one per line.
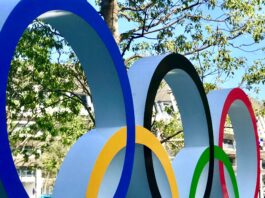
<box><xmin>0</xmin><ymin>0</ymin><xmax>135</xmax><ymax>197</ymax></box>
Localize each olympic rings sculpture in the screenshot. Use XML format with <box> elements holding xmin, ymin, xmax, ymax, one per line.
<box><xmin>0</xmin><ymin>0</ymin><xmax>260</xmax><ymax>198</ymax></box>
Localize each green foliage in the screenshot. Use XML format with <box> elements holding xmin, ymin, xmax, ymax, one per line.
<box><xmin>119</xmin><ymin>0</ymin><xmax>265</xmax><ymax>90</ymax></box>
<box><xmin>117</xmin><ymin>0</ymin><xmax>265</xmax><ymax>157</ymax></box>
<box><xmin>152</xmin><ymin>112</ymin><xmax>184</xmax><ymax>157</ymax></box>
<box><xmin>243</xmin><ymin>58</ymin><xmax>265</xmax><ymax>91</ymax></box>
<box><xmin>7</xmin><ymin>21</ymin><xmax>93</xmax><ymax>174</ymax></box>
<box><xmin>204</xmin><ymin>83</ymin><xmax>218</xmax><ymax>94</ymax></box>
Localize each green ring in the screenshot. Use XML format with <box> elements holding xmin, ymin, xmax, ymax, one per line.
<box><xmin>189</xmin><ymin>146</ymin><xmax>239</xmax><ymax>198</ymax></box>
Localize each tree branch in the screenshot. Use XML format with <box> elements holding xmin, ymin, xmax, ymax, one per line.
<box><xmin>160</xmin><ymin>130</ymin><xmax>183</xmax><ymax>144</ymax></box>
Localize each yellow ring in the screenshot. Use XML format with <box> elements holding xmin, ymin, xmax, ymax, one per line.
<box><xmin>86</xmin><ymin>126</ymin><xmax>179</xmax><ymax>197</ymax></box>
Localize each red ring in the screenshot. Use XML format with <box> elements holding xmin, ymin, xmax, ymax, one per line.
<box><xmin>218</xmin><ymin>88</ymin><xmax>260</xmax><ymax>198</ymax></box>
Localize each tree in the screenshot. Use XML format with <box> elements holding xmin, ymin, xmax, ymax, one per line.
<box><xmin>152</xmin><ymin>111</ymin><xmax>184</xmax><ymax>157</ymax></box>
<box><xmin>6</xmin><ymin>0</ymin><xmax>265</xmax><ymax>184</ymax></box>
<box><xmin>7</xmin><ymin>21</ymin><xmax>94</xmax><ymax>175</ymax></box>
<box><xmin>99</xmin><ymin>0</ymin><xmax>264</xmax><ymax>87</ymax></box>
<box><xmin>98</xmin><ymin>0</ymin><xmax>265</xmax><ymax>154</ymax></box>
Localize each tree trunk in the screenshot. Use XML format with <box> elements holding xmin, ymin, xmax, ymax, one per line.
<box><xmin>100</xmin><ymin>0</ymin><xmax>120</xmax><ymax>44</ymax></box>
